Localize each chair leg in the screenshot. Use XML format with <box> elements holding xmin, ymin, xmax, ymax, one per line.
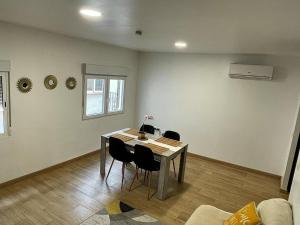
<box><xmin>147</xmin><ymin>171</ymin><xmax>152</xmax><ymax>200</ymax></box>
<box><xmin>172</xmin><ymin>159</ymin><xmax>177</xmax><ymax>177</ymax></box>
<box><xmin>144</xmin><ymin>170</ymin><xmax>147</xmax><ymax>184</ymax></box>
<box><xmin>121</xmin><ymin>162</ymin><xmax>125</xmax><ymax>190</ymax></box>
<box><xmin>129</xmin><ymin>167</ymin><xmax>138</xmax><ymax>191</ymax></box>
<box><xmin>105</xmin><ymin>159</ymin><xmax>115</xmax><ymax>182</ymax></box>
<box><xmin>136</xmin><ymin>165</ymin><xmax>139</xmax><ymax>180</ymax></box>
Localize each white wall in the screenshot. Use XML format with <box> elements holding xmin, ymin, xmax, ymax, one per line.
<box><xmin>136</xmin><ymin>53</ymin><xmax>300</xmax><ymax>176</ymax></box>
<box><xmin>0</xmin><ymin>22</ymin><xmax>138</xmax><ymax>184</ymax></box>
<box><xmin>1</xmin><ymin>22</ymin><xmax>300</xmax><ymax>183</ymax></box>
<box><xmin>289</xmin><ymin>153</ymin><xmax>300</xmax><ymax>224</ymax></box>
<box><xmin>282</xmin><ymin>98</ymin><xmax>300</xmax><ymax>190</ymax></box>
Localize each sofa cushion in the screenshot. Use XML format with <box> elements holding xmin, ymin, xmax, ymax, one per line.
<box><xmin>257</xmin><ymin>198</ymin><xmax>293</xmax><ymax>225</ymax></box>
<box><xmin>224</xmin><ymin>202</ymin><xmax>261</xmax><ymax>225</ymax></box>
<box><xmin>185</xmin><ymin>205</ymin><xmax>232</xmax><ymax>225</ymax></box>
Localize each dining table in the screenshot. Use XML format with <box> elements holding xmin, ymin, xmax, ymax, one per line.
<box><xmin>100</xmin><ymin>128</ymin><xmax>188</xmax><ymax>200</ymax></box>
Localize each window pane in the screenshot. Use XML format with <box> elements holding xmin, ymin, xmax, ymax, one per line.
<box><xmin>85</xmin><ymin>78</ymin><xmax>105</xmax><ymax>116</ymax></box>
<box><xmin>95</xmin><ymin>79</ymin><xmax>103</xmax><ymax>92</ymax></box>
<box><xmin>108</xmin><ymin>79</ymin><xmax>125</xmax><ymax>113</ymax></box>
<box><xmin>0</xmin><ymin>76</ymin><xmax>3</xmax><ymax>134</ymax></box>
<box><xmin>86</xmin><ymin>79</ymin><xmax>94</xmax><ymax>92</ymax></box>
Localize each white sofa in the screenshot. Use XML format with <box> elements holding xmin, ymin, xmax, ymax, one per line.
<box><xmin>185</xmin><ymin>198</ymin><xmax>293</xmax><ymax>225</ymax></box>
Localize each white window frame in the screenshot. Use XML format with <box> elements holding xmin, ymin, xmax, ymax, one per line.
<box><xmin>107</xmin><ymin>76</ymin><xmax>126</xmax><ymax>115</ymax></box>
<box><xmin>83</xmin><ymin>75</ymin><xmax>107</xmax><ymax>120</ymax></box>
<box><xmin>83</xmin><ymin>74</ymin><xmax>126</xmax><ymax>120</ymax></box>
<box><xmin>0</xmin><ymin>72</ymin><xmax>10</xmax><ymax>136</ymax></box>
<box><xmin>86</xmin><ymin>79</ymin><xmax>104</xmax><ymax>94</ymax></box>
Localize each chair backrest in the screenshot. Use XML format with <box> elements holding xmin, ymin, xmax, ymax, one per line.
<box><xmin>163</xmin><ymin>130</ymin><xmax>180</xmax><ymax>141</ymax></box>
<box><xmin>140</xmin><ymin>124</ymin><xmax>155</xmax><ymax>134</ymax></box>
<box><xmin>134</xmin><ymin>144</ymin><xmax>155</xmax><ymax>170</ymax></box>
<box><xmin>109</xmin><ymin>137</ymin><xmax>128</xmax><ymax>161</ymax></box>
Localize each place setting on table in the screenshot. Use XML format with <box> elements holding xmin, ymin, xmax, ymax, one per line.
<box><xmin>112</xmin><ymin>128</ymin><xmax>182</xmax><ymax>154</ymax></box>
<box><xmin>100</xmin><ymin>116</ymin><xmax>189</xmax><ymax>200</ymax></box>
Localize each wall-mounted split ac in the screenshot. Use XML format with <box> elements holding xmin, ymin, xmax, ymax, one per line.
<box><xmin>229</xmin><ymin>64</ymin><xmax>273</xmax><ymax>80</ymax></box>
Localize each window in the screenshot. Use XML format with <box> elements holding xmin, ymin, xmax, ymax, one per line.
<box><xmin>0</xmin><ymin>72</ymin><xmax>9</xmax><ymax>135</ymax></box>
<box><xmin>108</xmin><ymin>79</ymin><xmax>125</xmax><ymax>113</ymax></box>
<box><xmin>83</xmin><ymin>75</ymin><xmax>125</xmax><ymax>119</ymax></box>
<box><xmin>87</xmin><ymin>79</ymin><xmax>103</xmax><ymax>94</ymax></box>
<box><xmin>85</xmin><ymin>76</ymin><xmax>106</xmax><ymax>117</ymax></box>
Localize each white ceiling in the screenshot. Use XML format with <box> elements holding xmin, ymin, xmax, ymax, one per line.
<box><xmin>0</xmin><ymin>0</ymin><xmax>300</xmax><ymax>55</ymax></box>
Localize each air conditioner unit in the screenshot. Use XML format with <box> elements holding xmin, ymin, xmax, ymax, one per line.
<box><xmin>229</xmin><ymin>64</ymin><xmax>273</xmax><ymax>80</ymax></box>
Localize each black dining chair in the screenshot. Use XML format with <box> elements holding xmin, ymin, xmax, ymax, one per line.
<box><xmin>106</xmin><ymin>137</ymin><xmax>134</xmax><ymax>189</ymax></box>
<box><xmin>140</xmin><ymin>124</ymin><xmax>155</xmax><ymax>135</ymax></box>
<box><xmin>129</xmin><ymin>144</ymin><xmax>160</xmax><ymax>200</ymax></box>
<box><xmin>138</xmin><ymin>125</ymin><xmax>155</xmax><ymax>175</ymax></box>
<box><xmin>163</xmin><ymin>130</ymin><xmax>180</xmax><ymax>177</ymax></box>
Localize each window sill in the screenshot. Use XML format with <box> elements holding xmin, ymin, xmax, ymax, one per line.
<box><xmin>0</xmin><ymin>132</ymin><xmax>11</xmax><ymax>140</ymax></box>
<box><xmin>82</xmin><ymin>111</ymin><xmax>125</xmax><ymax>120</ymax></box>
<box><xmin>0</xmin><ymin>136</ymin><xmax>10</xmax><ymax>140</ymax></box>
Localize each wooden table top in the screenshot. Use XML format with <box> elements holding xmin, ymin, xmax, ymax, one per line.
<box><xmin>102</xmin><ymin>128</ymin><xmax>188</xmax><ymax>157</ymax></box>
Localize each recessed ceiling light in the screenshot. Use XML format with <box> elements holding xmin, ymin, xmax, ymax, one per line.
<box><xmin>79</xmin><ymin>9</ymin><xmax>102</xmax><ymax>17</ymax></box>
<box><xmin>174</xmin><ymin>41</ymin><xmax>187</xmax><ymax>48</ymax></box>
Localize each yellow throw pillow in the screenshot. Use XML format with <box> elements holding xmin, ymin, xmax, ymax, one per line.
<box><xmin>224</xmin><ymin>202</ymin><xmax>261</xmax><ymax>225</ymax></box>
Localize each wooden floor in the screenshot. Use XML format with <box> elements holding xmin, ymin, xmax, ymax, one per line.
<box><xmin>0</xmin><ymin>152</ymin><xmax>288</xmax><ymax>225</ymax></box>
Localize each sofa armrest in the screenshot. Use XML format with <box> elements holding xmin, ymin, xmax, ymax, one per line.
<box><xmin>185</xmin><ymin>205</ymin><xmax>232</xmax><ymax>225</ymax></box>
<box><xmin>257</xmin><ymin>198</ymin><xmax>293</xmax><ymax>225</ymax></box>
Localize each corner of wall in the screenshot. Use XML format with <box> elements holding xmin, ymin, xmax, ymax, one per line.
<box><xmin>133</xmin><ymin>51</ymin><xmax>143</xmax><ymax>128</ymax></box>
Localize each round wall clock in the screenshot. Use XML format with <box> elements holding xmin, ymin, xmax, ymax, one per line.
<box><xmin>65</xmin><ymin>77</ymin><xmax>77</xmax><ymax>90</ymax></box>
<box><xmin>44</xmin><ymin>75</ymin><xmax>57</xmax><ymax>90</ymax></box>
<box><xmin>17</xmin><ymin>77</ymin><xmax>32</xmax><ymax>93</ymax></box>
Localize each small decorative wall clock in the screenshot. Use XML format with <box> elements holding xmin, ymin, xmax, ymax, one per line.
<box><xmin>65</xmin><ymin>77</ymin><xmax>77</xmax><ymax>90</ymax></box>
<box><xmin>44</xmin><ymin>75</ymin><xmax>57</xmax><ymax>90</ymax></box>
<box><xmin>17</xmin><ymin>77</ymin><xmax>32</xmax><ymax>93</ymax></box>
